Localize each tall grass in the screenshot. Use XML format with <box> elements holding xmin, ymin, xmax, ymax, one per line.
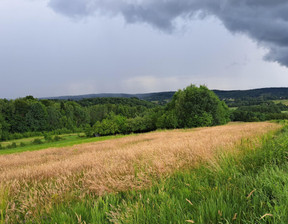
<box><xmin>43</xmin><ymin>125</ymin><xmax>288</xmax><ymax>224</ymax></box>
<box><xmin>0</xmin><ymin>185</ymin><xmax>9</xmax><ymax>224</ymax></box>
<box><xmin>0</xmin><ymin>122</ymin><xmax>284</xmax><ymax>223</ymax></box>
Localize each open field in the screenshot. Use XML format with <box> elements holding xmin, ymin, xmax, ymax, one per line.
<box><xmin>0</xmin><ymin>133</ymin><xmax>80</xmax><ymax>147</ymax></box>
<box><xmin>0</xmin><ymin>122</ymin><xmax>282</xmax><ymax>223</ymax></box>
<box><xmin>0</xmin><ymin>134</ymin><xmax>126</xmax><ymax>155</ymax></box>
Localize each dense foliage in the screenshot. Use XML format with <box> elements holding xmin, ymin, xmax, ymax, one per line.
<box><xmin>164</xmin><ymin>85</ymin><xmax>230</xmax><ymax>128</ymax></box>
<box><xmin>231</xmin><ymin>102</ymin><xmax>288</xmax><ymax>122</ymax></box>
<box><xmin>0</xmin><ymin>96</ymin><xmax>158</xmax><ymax>141</ymax></box>
<box><xmin>214</xmin><ymin>87</ymin><xmax>288</xmax><ymax>101</ymax></box>
<box><xmin>87</xmin><ymin>85</ymin><xmax>230</xmax><ymax>136</ymax></box>
<box><xmin>0</xmin><ymin>85</ymin><xmax>231</xmax><ymax>141</ymax></box>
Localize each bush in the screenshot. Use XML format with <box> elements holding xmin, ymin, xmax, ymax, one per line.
<box><xmin>53</xmin><ymin>135</ymin><xmax>62</xmax><ymax>141</ymax></box>
<box><xmin>32</xmin><ymin>138</ymin><xmax>43</xmax><ymax>145</ymax></box>
<box><xmin>6</xmin><ymin>142</ymin><xmax>17</xmax><ymax>149</ymax></box>
<box><xmin>43</xmin><ymin>133</ymin><xmax>52</xmax><ymax>142</ymax></box>
<box><xmin>10</xmin><ymin>133</ymin><xmax>24</xmax><ymax>140</ymax></box>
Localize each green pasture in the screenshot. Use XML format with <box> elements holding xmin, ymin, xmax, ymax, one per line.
<box><xmin>0</xmin><ymin>134</ymin><xmax>126</xmax><ymax>155</ymax></box>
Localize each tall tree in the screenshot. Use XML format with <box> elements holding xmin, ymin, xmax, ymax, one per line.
<box><xmin>167</xmin><ymin>85</ymin><xmax>230</xmax><ymax>128</ymax></box>
<box><xmin>25</xmin><ymin>102</ymin><xmax>48</xmax><ymax>131</ymax></box>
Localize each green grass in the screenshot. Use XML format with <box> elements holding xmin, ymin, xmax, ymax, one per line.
<box><xmin>0</xmin><ymin>133</ymin><xmax>86</xmax><ymax>147</ymax></box>
<box><xmin>273</xmin><ymin>99</ymin><xmax>288</xmax><ymax>106</ymax></box>
<box><xmin>0</xmin><ymin>134</ymin><xmax>127</xmax><ymax>155</ymax></box>
<box><xmin>0</xmin><ymin>185</ymin><xmax>9</xmax><ymax>224</ymax></box>
<box><xmin>1</xmin><ymin>136</ymin><xmax>46</xmax><ymax>147</ymax></box>
<box><xmin>35</xmin><ymin>126</ymin><xmax>288</xmax><ymax>224</ymax></box>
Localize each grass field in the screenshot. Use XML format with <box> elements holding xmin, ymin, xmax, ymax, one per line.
<box><xmin>273</xmin><ymin>99</ymin><xmax>288</xmax><ymax>106</ymax></box>
<box><xmin>0</xmin><ymin>122</ymin><xmax>285</xmax><ymax>223</ymax></box>
<box><xmin>0</xmin><ymin>134</ymin><xmax>126</xmax><ymax>155</ymax></box>
<box><xmin>0</xmin><ymin>133</ymin><xmax>83</xmax><ymax>148</ymax></box>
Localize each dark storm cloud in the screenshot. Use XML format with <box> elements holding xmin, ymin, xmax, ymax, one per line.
<box><xmin>49</xmin><ymin>0</ymin><xmax>288</xmax><ymax>66</ymax></box>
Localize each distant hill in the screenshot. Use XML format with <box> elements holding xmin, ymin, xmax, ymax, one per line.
<box><xmin>42</xmin><ymin>87</ymin><xmax>288</xmax><ymax>105</ymax></box>
<box><xmin>42</xmin><ymin>92</ymin><xmax>176</xmax><ymax>105</ymax></box>
<box><xmin>213</xmin><ymin>88</ymin><xmax>288</xmax><ymax>100</ymax></box>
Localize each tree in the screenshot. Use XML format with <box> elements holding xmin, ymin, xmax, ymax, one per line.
<box><xmin>166</xmin><ymin>85</ymin><xmax>230</xmax><ymax>128</ymax></box>
<box><xmin>93</xmin><ymin>113</ymin><xmax>127</xmax><ymax>136</ymax></box>
<box><xmin>84</xmin><ymin>124</ymin><xmax>94</xmax><ymax>137</ymax></box>
<box><xmin>25</xmin><ymin>102</ymin><xmax>48</xmax><ymax>131</ymax></box>
<box><xmin>156</xmin><ymin>110</ymin><xmax>178</xmax><ymax>129</ymax></box>
<box><xmin>0</xmin><ymin>115</ymin><xmax>3</xmax><ymax>140</ymax></box>
<box><xmin>47</xmin><ymin>105</ymin><xmax>62</xmax><ymax>130</ymax></box>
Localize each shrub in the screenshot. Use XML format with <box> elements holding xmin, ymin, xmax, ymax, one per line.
<box><xmin>43</xmin><ymin>133</ymin><xmax>52</xmax><ymax>142</ymax></box>
<box><xmin>53</xmin><ymin>135</ymin><xmax>62</xmax><ymax>141</ymax></box>
<box><xmin>32</xmin><ymin>138</ymin><xmax>43</xmax><ymax>145</ymax></box>
<box><xmin>10</xmin><ymin>133</ymin><xmax>24</xmax><ymax>140</ymax></box>
<box><xmin>6</xmin><ymin>142</ymin><xmax>17</xmax><ymax>149</ymax></box>
<box><xmin>20</xmin><ymin>142</ymin><xmax>26</xmax><ymax>147</ymax></box>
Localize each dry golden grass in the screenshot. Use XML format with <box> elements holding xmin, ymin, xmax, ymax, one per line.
<box><xmin>0</xmin><ymin>122</ymin><xmax>281</xmax><ymax>222</ymax></box>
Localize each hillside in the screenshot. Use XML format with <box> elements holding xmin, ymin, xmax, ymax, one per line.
<box><xmin>42</xmin><ymin>87</ymin><xmax>288</xmax><ymax>104</ymax></box>
<box><xmin>214</xmin><ymin>87</ymin><xmax>288</xmax><ymax>100</ymax></box>
<box><xmin>42</xmin><ymin>91</ymin><xmax>176</xmax><ymax>105</ymax></box>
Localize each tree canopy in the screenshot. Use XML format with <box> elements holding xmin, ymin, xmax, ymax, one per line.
<box><xmin>0</xmin><ymin>85</ymin><xmax>232</xmax><ymax>141</ymax></box>
<box><xmin>165</xmin><ymin>85</ymin><xmax>230</xmax><ymax>128</ymax></box>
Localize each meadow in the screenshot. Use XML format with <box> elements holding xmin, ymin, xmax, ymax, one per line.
<box><xmin>0</xmin><ymin>134</ymin><xmax>125</xmax><ymax>155</ymax></box>
<box><xmin>0</xmin><ymin>122</ymin><xmax>285</xmax><ymax>223</ymax></box>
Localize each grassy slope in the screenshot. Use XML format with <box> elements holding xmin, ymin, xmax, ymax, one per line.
<box><xmin>0</xmin><ymin>134</ymin><xmax>127</xmax><ymax>155</ymax></box>
<box><xmin>41</xmin><ymin>126</ymin><xmax>288</xmax><ymax>224</ymax></box>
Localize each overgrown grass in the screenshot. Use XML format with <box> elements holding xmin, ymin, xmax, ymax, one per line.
<box><xmin>0</xmin><ymin>184</ymin><xmax>9</xmax><ymax>224</ymax></box>
<box><xmin>41</xmin><ymin>126</ymin><xmax>288</xmax><ymax>224</ymax></box>
<box><xmin>0</xmin><ymin>134</ymin><xmax>127</xmax><ymax>155</ymax></box>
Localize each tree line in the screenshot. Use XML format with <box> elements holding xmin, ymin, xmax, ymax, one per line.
<box><xmin>231</xmin><ymin>102</ymin><xmax>288</xmax><ymax>122</ymax></box>
<box><xmin>0</xmin><ymin>96</ymin><xmax>157</xmax><ymax>141</ymax></box>
<box><xmin>85</xmin><ymin>85</ymin><xmax>231</xmax><ymax>136</ymax></box>
<box><xmin>0</xmin><ymin>85</ymin><xmax>231</xmax><ymax>141</ymax></box>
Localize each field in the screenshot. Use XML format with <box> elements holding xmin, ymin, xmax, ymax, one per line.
<box><xmin>0</xmin><ymin>122</ymin><xmax>286</xmax><ymax>223</ymax></box>
<box><xmin>273</xmin><ymin>99</ymin><xmax>288</xmax><ymax>106</ymax></box>
<box><xmin>0</xmin><ymin>134</ymin><xmax>126</xmax><ymax>155</ymax></box>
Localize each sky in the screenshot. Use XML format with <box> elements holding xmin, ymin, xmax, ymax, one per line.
<box><xmin>1</xmin><ymin>0</ymin><xmax>288</xmax><ymax>98</ymax></box>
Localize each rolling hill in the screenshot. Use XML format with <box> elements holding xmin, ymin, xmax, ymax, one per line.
<box><xmin>42</xmin><ymin>87</ymin><xmax>288</xmax><ymax>105</ymax></box>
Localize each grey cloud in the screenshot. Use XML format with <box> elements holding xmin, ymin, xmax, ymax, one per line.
<box><xmin>48</xmin><ymin>0</ymin><xmax>288</xmax><ymax>66</ymax></box>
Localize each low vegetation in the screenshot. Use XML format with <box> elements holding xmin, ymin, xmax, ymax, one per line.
<box><xmin>0</xmin><ymin>133</ymin><xmax>125</xmax><ymax>155</ymax></box>
<box><xmin>0</xmin><ymin>122</ymin><xmax>281</xmax><ymax>223</ymax></box>
<box><xmin>48</xmin><ymin>124</ymin><xmax>288</xmax><ymax>223</ymax></box>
